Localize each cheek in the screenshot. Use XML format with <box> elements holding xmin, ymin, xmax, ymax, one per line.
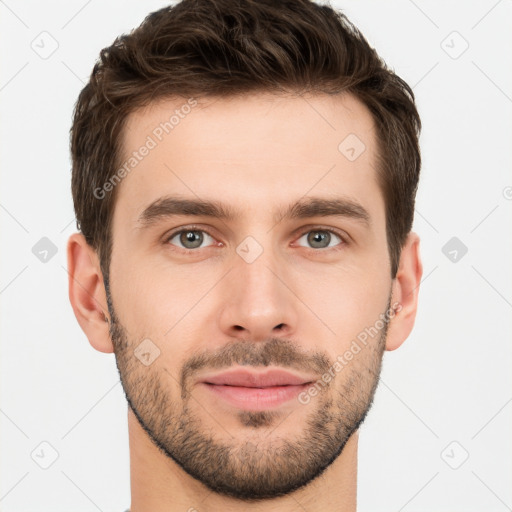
<box><xmin>299</xmin><ymin>266</ymin><xmax>391</xmax><ymax>354</ymax></box>
<box><xmin>109</xmin><ymin>256</ymin><xmax>168</xmax><ymax>336</ymax></box>
<box><xmin>110</xmin><ymin>255</ymin><xmax>220</xmax><ymax>340</ymax></box>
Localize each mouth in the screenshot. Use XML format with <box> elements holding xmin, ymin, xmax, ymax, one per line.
<box><xmin>198</xmin><ymin>367</ymin><xmax>315</xmax><ymax>411</ymax></box>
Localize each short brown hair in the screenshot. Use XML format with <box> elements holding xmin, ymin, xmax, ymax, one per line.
<box><xmin>70</xmin><ymin>0</ymin><xmax>421</xmax><ymax>280</ymax></box>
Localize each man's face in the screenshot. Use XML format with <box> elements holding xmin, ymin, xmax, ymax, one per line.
<box><xmin>107</xmin><ymin>92</ymin><xmax>394</xmax><ymax>500</ymax></box>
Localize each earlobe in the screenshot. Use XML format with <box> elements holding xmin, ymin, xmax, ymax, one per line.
<box><xmin>66</xmin><ymin>232</ymin><xmax>114</xmax><ymax>354</ymax></box>
<box><xmin>385</xmin><ymin>231</ymin><xmax>423</xmax><ymax>351</ymax></box>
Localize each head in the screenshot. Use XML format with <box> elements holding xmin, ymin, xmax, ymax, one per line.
<box><xmin>67</xmin><ymin>0</ymin><xmax>423</xmax><ymax>502</ymax></box>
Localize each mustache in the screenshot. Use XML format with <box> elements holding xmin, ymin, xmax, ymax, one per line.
<box><xmin>180</xmin><ymin>337</ymin><xmax>333</xmax><ymax>392</ymax></box>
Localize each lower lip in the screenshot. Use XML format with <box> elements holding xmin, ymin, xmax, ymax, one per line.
<box><xmin>200</xmin><ymin>382</ymin><xmax>310</xmax><ymax>411</ymax></box>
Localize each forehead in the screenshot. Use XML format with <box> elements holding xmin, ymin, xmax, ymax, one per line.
<box><xmin>114</xmin><ymin>92</ymin><xmax>383</xmax><ymax>228</ymax></box>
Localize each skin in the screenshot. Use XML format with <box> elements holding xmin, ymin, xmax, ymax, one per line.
<box><xmin>67</xmin><ymin>92</ymin><xmax>423</xmax><ymax>512</ymax></box>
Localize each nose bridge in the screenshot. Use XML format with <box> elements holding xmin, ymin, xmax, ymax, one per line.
<box><xmin>217</xmin><ymin>232</ymin><xmax>298</xmax><ymax>340</ymax></box>
<box><xmin>237</xmin><ymin>237</ymin><xmax>281</xmax><ymax>302</ymax></box>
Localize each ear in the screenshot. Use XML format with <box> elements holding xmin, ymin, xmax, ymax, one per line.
<box><xmin>385</xmin><ymin>231</ymin><xmax>423</xmax><ymax>351</ymax></box>
<box><xmin>66</xmin><ymin>232</ymin><xmax>114</xmax><ymax>353</ymax></box>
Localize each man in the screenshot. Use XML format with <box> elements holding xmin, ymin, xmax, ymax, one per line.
<box><xmin>67</xmin><ymin>0</ymin><xmax>423</xmax><ymax>510</ymax></box>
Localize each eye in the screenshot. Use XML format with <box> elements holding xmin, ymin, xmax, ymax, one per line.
<box><xmin>166</xmin><ymin>228</ymin><xmax>217</xmax><ymax>250</ymax></box>
<box><xmin>164</xmin><ymin>226</ymin><xmax>347</xmax><ymax>253</ymax></box>
<box><xmin>295</xmin><ymin>228</ymin><xmax>346</xmax><ymax>250</ymax></box>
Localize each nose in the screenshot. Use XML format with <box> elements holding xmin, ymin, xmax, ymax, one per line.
<box><xmin>217</xmin><ymin>243</ymin><xmax>299</xmax><ymax>343</ymax></box>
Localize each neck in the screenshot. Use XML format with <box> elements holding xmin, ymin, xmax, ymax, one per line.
<box><xmin>127</xmin><ymin>408</ymin><xmax>358</xmax><ymax>512</ymax></box>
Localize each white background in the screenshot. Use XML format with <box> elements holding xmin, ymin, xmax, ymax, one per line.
<box><xmin>1</xmin><ymin>1</ymin><xmax>511</xmax><ymax>511</ymax></box>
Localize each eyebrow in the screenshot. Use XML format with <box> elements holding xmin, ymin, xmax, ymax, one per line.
<box><xmin>136</xmin><ymin>195</ymin><xmax>371</xmax><ymax>229</ymax></box>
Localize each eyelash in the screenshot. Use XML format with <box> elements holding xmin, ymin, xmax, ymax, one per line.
<box><xmin>163</xmin><ymin>225</ymin><xmax>348</xmax><ymax>253</ymax></box>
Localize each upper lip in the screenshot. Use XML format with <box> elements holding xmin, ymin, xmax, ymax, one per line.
<box><xmin>199</xmin><ymin>367</ymin><xmax>316</xmax><ymax>388</ymax></box>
